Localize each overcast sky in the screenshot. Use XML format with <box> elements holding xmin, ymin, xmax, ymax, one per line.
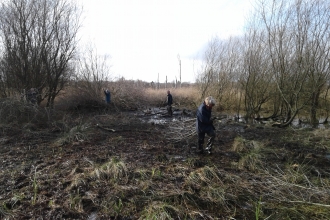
<box><xmin>78</xmin><ymin>0</ymin><xmax>255</xmax><ymax>83</ymax></box>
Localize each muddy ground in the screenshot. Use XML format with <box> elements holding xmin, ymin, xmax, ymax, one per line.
<box><xmin>1</xmin><ymin>107</ymin><xmax>330</xmax><ymax>219</ymax></box>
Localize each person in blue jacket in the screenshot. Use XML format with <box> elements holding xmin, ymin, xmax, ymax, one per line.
<box><xmin>104</xmin><ymin>88</ymin><xmax>111</xmax><ymax>104</ymax></box>
<box><xmin>196</xmin><ymin>96</ymin><xmax>216</xmax><ymax>154</ymax></box>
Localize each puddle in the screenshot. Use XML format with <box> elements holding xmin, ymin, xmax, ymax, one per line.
<box><xmin>134</xmin><ymin>107</ymin><xmax>193</xmax><ymax>125</ymax></box>
<box><xmin>133</xmin><ymin>107</ymin><xmax>330</xmax><ymax>131</ymax></box>
<box><xmin>326</xmin><ymin>154</ymin><xmax>330</xmax><ymax>160</ymax></box>
<box><xmin>288</xmin><ymin>117</ymin><xmax>330</xmax><ymax>129</ymax></box>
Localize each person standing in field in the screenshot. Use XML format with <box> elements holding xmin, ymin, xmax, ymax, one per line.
<box><xmin>196</xmin><ymin>96</ymin><xmax>216</xmax><ymax>154</ymax></box>
<box><xmin>166</xmin><ymin>90</ymin><xmax>173</xmax><ymax>116</ymax></box>
<box><xmin>104</xmin><ymin>88</ymin><xmax>111</xmax><ymax>104</ymax></box>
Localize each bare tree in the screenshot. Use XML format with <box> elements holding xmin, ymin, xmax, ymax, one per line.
<box><xmin>196</xmin><ymin>37</ymin><xmax>219</xmax><ymax>100</ymax></box>
<box><xmin>75</xmin><ymin>43</ymin><xmax>112</xmax><ymax>101</ymax></box>
<box><xmin>197</xmin><ymin>0</ymin><xmax>330</xmax><ymax>126</ymax></box>
<box><xmin>241</xmin><ymin>25</ymin><xmax>274</xmax><ymax>120</ymax></box>
<box><xmin>197</xmin><ymin>37</ymin><xmax>242</xmax><ymax>110</ymax></box>
<box><xmin>0</xmin><ymin>0</ymin><xmax>81</xmax><ymax>107</ymax></box>
<box><xmin>0</xmin><ymin>50</ymin><xmax>8</xmax><ymax>98</ymax></box>
<box><xmin>319</xmin><ymin>82</ymin><xmax>330</xmax><ymax>123</ymax></box>
<box><xmin>213</xmin><ymin>37</ymin><xmax>243</xmax><ymax>110</ymax></box>
<box><xmin>256</xmin><ymin>0</ymin><xmax>330</xmax><ymax>127</ymax></box>
<box><xmin>299</xmin><ymin>0</ymin><xmax>330</xmax><ymax>124</ymax></box>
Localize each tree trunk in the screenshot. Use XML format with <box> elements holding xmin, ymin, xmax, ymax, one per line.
<box><xmin>310</xmin><ymin>90</ymin><xmax>320</xmax><ymax>125</ymax></box>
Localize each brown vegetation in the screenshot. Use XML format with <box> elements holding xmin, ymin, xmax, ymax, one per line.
<box><xmin>1</xmin><ymin>85</ymin><xmax>330</xmax><ymax>219</ymax></box>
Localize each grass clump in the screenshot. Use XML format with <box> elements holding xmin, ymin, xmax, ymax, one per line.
<box><xmin>233</xmin><ymin>139</ymin><xmax>264</xmax><ymax>171</ymax></box>
<box><xmin>238</xmin><ymin>152</ymin><xmax>263</xmax><ymax>172</ymax></box>
<box><xmin>90</xmin><ymin>157</ymin><xmax>128</xmax><ymax>183</ymax></box>
<box><xmin>185</xmin><ymin>165</ymin><xmax>227</xmax><ymax>210</ymax></box>
<box><xmin>186</xmin><ymin>166</ymin><xmax>223</xmax><ymax>187</ymax></box>
<box><xmin>232</xmin><ymin>136</ymin><xmax>247</xmax><ymax>153</ymax></box>
<box><xmin>139</xmin><ymin>202</ymin><xmax>181</xmax><ymax>220</ymax></box>
<box><xmin>55</xmin><ymin>121</ymin><xmax>92</xmax><ymax>145</ymax></box>
<box><xmin>67</xmin><ymin>190</ymin><xmax>83</xmax><ymax>212</ymax></box>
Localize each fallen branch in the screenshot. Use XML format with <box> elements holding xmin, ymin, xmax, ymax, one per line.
<box><xmin>288</xmin><ymin>200</ymin><xmax>330</xmax><ymax>207</ymax></box>
<box><xmin>96</xmin><ymin>124</ymin><xmax>115</xmax><ymax>132</ymax></box>
<box><xmin>95</xmin><ymin>124</ymin><xmax>158</xmax><ymax>134</ymax></box>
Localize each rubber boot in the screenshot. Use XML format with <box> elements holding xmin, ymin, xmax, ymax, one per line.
<box><xmin>167</xmin><ymin>105</ymin><xmax>173</xmax><ymax>116</ymax></box>
<box><xmin>196</xmin><ymin>140</ymin><xmax>204</xmax><ymax>154</ymax></box>
<box><xmin>205</xmin><ymin>136</ymin><xmax>215</xmax><ymax>154</ymax></box>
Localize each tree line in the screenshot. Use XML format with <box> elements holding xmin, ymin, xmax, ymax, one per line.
<box><xmin>0</xmin><ymin>0</ymin><xmax>83</xmax><ymax>107</ymax></box>
<box><xmin>0</xmin><ymin>0</ymin><xmax>112</xmax><ymax>107</ymax></box>
<box><xmin>1</xmin><ymin>0</ymin><xmax>329</xmax><ymax>127</ymax></box>
<box><xmin>197</xmin><ymin>0</ymin><xmax>330</xmax><ymax>126</ymax></box>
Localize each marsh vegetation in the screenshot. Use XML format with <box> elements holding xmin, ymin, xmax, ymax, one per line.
<box><xmin>1</xmin><ymin>86</ymin><xmax>330</xmax><ymax>219</ymax></box>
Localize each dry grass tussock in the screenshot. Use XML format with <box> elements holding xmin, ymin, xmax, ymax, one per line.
<box><xmin>0</xmin><ymin>98</ymin><xmax>57</xmax><ymax>126</ymax></box>
<box><xmin>312</xmin><ymin>128</ymin><xmax>330</xmax><ymax>151</ymax></box>
<box><xmin>55</xmin><ymin>82</ymin><xmax>200</xmax><ymax>112</ymax></box>
<box><xmin>54</xmin><ymin>85</ymin><xmax>110</xmax><ymax>111</ymax></box>
<box><xmin>145</xmin><ymin>86</ymin><xmax>200</xmax><ymax>109</ymax></box>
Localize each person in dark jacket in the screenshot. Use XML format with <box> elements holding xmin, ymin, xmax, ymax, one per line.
<box><xmin>196</xmin><ymin>96</ymin><xmax>216</xmax><ymax>154</ymax></box>
<box><xmin>104</xmin><ymin>88</ymin><xmax>111</xmax><ymax>104</ymax></box>
<box><xmin>166</xmin><ymin>90</ymin><xmax>173</xmax><ymax>116</ymax></box>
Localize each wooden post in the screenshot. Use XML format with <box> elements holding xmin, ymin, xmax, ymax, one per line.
<box><xmin>165</xmin><ymin>75</ymin><xmax>167</xmax><ymax>89</ymax></box>
<box><xmin>157</xmin><ymin>73</ymin><xmax>159</xmax><ymax>90</ymax></box>
<box><xmin>177</xmin><ymin>54</ymin><xmax>181</xmax><ymax>88</ymax></box>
